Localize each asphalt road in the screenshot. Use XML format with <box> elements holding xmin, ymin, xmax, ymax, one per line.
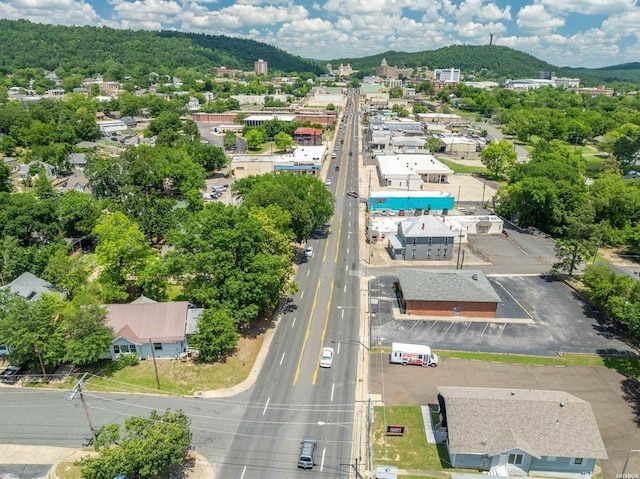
<box><xmin>216</xmin><ymin>91</ymin><xmax>362</xmax><ymax>478</ymax></box>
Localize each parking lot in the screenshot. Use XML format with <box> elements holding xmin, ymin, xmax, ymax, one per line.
<box><xmin>370</xmin><ymin>355</ymin><xmax>640</xmax><ymax>479</ymax></box>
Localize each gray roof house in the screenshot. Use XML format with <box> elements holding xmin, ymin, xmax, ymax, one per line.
<box><xmin>58</xmin><ymin>173</ymin><xmax>92</xmax><ymax>194</ymax></box>
<box><xmin>1</xmin><ymin>272</ymin><xmax>60</xmax><ymax>301</ymax></box>
<box><xmin>105</xmin><ymin>301</ymin><xmax>202</xmax><ymax>360</ymax></box>
<box><xmin>17</xmin><ymin>161</ymin><xmax>56</xmax><ymax>180</ymax></box>
<box><xmin>387</xmin><ymin>215</ymin><xmax>455</xmax><ymax>261</ymax></box>
<box><xmin>397</xmin><ymin>268</ymin><xmax>501</xmax><ymax>317</ymax></box>
<box><xmin>437</xmin><ymin>387</ymin><xmax>608</xmax><ymax>478</ymax></box>
<box><xmin>69</xmin><ymin>153</ymin><xmax>87</xmax><ymax>170</ymax></box>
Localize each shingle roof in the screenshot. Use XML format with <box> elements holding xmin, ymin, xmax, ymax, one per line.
<box><xmin>1</xmin><ymin>272</ymin><xmax>59</xmax><ymax>301</ymax></box>
<box><xmin>399</xmin><ymin>216</ymin><xmax>455</xmax><ymax>238</ymax></box>
<box><xmin>437</xmin><ymin>387</ymin><xmax>608</xmax><ymax>459</ymax></box>
<box><xmin>106</xmin><ymin>302</ymin><xmax>189</xmax><ymax>343</ymax></box>
<box><xmin>397</xmin><ymin>269</ymin><xmax>501</xmax><ymax>303</ymax></box>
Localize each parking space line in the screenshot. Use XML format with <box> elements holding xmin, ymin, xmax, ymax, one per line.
<box><xmin>462</xmin><ymin>322</ymin><xmax>472</xmax><ymax>335</ymax></box>
<box><xmin>497</xmin><ymin>323</ymin><xmax>507</xmax><ymax>337</ymax></box>
<box><xmin>480</xmin><ymin>323</ymin><xmax>490</xmax><ymax>336</ymax></box>
<box><xmin>444</xmin><ymin>322</ymin><xmax>455</xmax><ymax>334</ymax></box>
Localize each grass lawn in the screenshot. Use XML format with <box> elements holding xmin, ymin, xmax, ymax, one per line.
<box><xmin>437</xmin><ymin>158</ymin><xmax>486</xmax><ymax>174</ymax></box>
<box><xmin>373</xmin><ymin>349</ymin><xmax>640</xmax><ymax>378</ymax></box>
<box><xmin>55</xmin><ymin>462</ymin><xmax>84</xmax><ymax>479</ymax></box>
<box><xmin>43</xmin><ymin>333</ymin><xmax>265</xmax><ymax>396</ymax></box>
<box><xmin>373</xmin><ymin>405</ymin><xmax>451</xmax><ymax>471</ymax></box>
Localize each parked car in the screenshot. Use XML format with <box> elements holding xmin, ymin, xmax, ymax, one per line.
<box><xmin>319</xmin><ymin>347</ymin><xmax>334</xmax><ymax>368</ymax></box>
<box><xmin>304</xmin><ymin>246</ymin><xmax>314</xmax><ymax>257</ymax></box>
<box><xmin>0</xmin><ymin>364</ymin><xmax>27</xmax><ymax>383</ymax></box>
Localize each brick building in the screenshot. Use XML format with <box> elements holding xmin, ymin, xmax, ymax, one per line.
<box><xmin>397</xmin><ymin>269</ymin><xmax>500</xmax><ymax>318</ymax></box>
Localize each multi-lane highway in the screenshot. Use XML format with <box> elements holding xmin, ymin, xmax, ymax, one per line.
<box><xmin>0</xmin><ymin>91</ymin><xmax>364</xmax><ymax>478</ymax></box>
<box><xmin>217</xmin><ymin>91</ymin><xmax>363</xmax><ymax>477</ymax></box>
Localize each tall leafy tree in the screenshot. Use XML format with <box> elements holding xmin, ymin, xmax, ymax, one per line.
<box><xmin>166</xmin><ymin>203</ymin><xmax>296</xmax><ymax>323</ymax></box>
<box><xmin>78</xmin><ymin>409</ymin><xmax>192</xmax><ymax>479</ymax></box>
<box><xmin>189</xmin><ymin>309</ymin><xmax>239</xmax><ymax>362</ymax></box>
<box><xmin>479</xmin><ymin>139</ymin><xmax>517</xmax><ymax>179</ymax></box>
<box><xmin>93</xmin><ymin>211</ymin><xmax>153</xmax><ymax>302</ymax></box>
<box><xmin>61</xmin><ymin>289</ymin><xmax>113</xmax><ymax>365</ymax></box>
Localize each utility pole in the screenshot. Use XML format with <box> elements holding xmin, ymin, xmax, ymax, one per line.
<box><xmin>148</xmin><ymin>338</ymin><xmax>161</xmax><ymax>389</ymax></box>
<box><xmin>69</xmin><ymin>373</ymin><xmax>96</xmax><ymax>445</ymax></box>
<box><xmin>456</xmin><ymin>229</ymin><xmax>463</xmax><ymax>269</ymax></box>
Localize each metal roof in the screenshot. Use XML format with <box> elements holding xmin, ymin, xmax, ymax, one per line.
<box><xmin>105</xmin><ymin>302</ymin><xmax>189</xmax><ymax>343</ymax></box>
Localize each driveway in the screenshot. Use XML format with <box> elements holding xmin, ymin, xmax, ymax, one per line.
<box><xmin>370</xmin><ymin>356</ymin><xmax>640</xmax><ymax>479</ymax></box>
<box><xmin>370</xmin><ymin>274</ymin><xmax>636</xmax><ymax>355</ymax></box>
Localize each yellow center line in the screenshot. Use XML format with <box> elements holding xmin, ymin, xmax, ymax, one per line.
<box><xmin>293</xmin><ymin>278</ymin><xmax>322</xmax><ymax>386</ymax></box>
<box><xmin>312</xmin><ymin>278</ymin><xmax>335</xmax><ymax>385</ymax></box>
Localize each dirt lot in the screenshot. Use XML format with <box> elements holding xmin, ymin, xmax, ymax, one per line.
<box><xmin>370</xmin><ymin>353</ymin><xmax>640</xmax><ymax>479</ymax></box>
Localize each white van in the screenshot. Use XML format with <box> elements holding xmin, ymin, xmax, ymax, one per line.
<box><xmin>389</xmin><ymin>342</ymin><xmax>438</xmax><ymax>367</ymax></box>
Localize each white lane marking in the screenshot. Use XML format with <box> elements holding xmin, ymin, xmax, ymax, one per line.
<box><xmin>337</xmin><ymin>342</ymin><xmax>341</xmax><ymax>354</ymax></box>
<box><xmin>344</xmin><ymin>284</ymin><xmax>347</xmax><ymax>293</ymax></box>
<box><xmin>345</xmin><ymin>265</ymin><xmax>348</xmax><ymax>271</ymax></box>
<box><xmin>347</xmin><ymin>248</ymin><xmax>349</xmax><ymax>254</ymax></box>
<box><xmin>307</xmin><ymin>270</ymin><xmax>310</xmax><ymax>276</ymax></box>
<box><xmin>320</xmin><ymin>448</ymin><xmax>326</xmax><ymax>471</ymax></box>
<box><xmin>341</xmin><ymin>309</ymin><xmax>345</xmax><ymax>319</ymax></box>
<box><xmin>300</xmin><ymin>291</ymin><xmax>304</xmax><ymax>299</ymax></box>
<box><xmin>240</xmin><ymin>466</ymin><xmax>247</xmax><ymax>479</ymax></box>
<box><xmin>331</xmin><ymin>383</ymin><xmax>335</xmax><ymax>402</ymax></box>
<box><xmin>292</xmin><ymin>317</ymin><xmax>296</xmax><ymax>328</ymax></box>
<box><xmin>262</xmin><ymin>397</ymin><xmax>270</xmax><ymax>415</ymax></box>
<box><xmin>280</xmin><ymin>352</ymin><xmax>286</xmax><ymax>366</ymax></box>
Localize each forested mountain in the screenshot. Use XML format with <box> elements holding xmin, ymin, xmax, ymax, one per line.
<box><xmin>564</xmin><ymin>62</ymin><xmax>640</xmax><ymax>83</ymax></box>
<box><xmin>329</xmin><ymin>45</ymin><xmax>640</xmax><ymax>84</ymax></box>
<box><xmin>0</xmin><ymin>19</ymin><xmax>323</xmax><ymax>78</ymax></box>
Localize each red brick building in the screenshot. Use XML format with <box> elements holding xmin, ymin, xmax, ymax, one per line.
<box><xmin>294</xmin><ymin>127</ymin><xmax>324</xmax><ymax>146</ymax></box>
<box><xmin>397</xmin><ymin>269</ymin><xmax>500</xmax><ymax>318</ymax></box>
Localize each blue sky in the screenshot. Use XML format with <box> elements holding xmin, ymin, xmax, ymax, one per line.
<box><xmin>1</xmin><ymin>0</ymin><xmax>639</xmax><ymax>68</ymax></box>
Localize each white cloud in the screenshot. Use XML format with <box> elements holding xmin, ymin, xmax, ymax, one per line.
<box><xmin>110</xmin><ymin>0</ymin><xmax>183</xmax><ymax>24</ymax></box>
<box><xmin>0</xmin><ymin>0</ymin><xmax>100</xmax><ymax>25</ymax></box>
<box><xmin>516</xmin><ymin>4</ymin><xmax>565</xmax><ymax>32</ymax></box>
<box><xmin>602</xmin><ymin>10</ymin><xmax>640</xmax><ymax>39</ymax></box>
<box><xmin>537</xmin><ymin>0</ymin><xmax>635</xmax><ymax>16</ymax></box>
<box><xmin>455</xmin><ymin>0</ymin><xmax>511</xmax><ymax>23</ymax></box>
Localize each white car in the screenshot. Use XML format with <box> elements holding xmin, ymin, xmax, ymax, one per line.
<box><xmin>304</xmin><ymin>246</ymin><xmax>313</xmax><ymax>257</ymax></box>
<box><xmin>319</xmin><ymin>347</ymin><xmax>334</xmax><ymax>368</ymax></box>
<box><xmin>325</xmin><ymin>179</ymin><xmax>332</xmax><ymax>186</ymax></box>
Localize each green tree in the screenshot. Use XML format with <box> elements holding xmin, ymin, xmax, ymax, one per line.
<box><xmin>425</xmin><ymin>137</ymin><xmax>442</xmax><ymax>154</ymax></box>
<box><xmin>189</xmin><ymin>308</ymin><xmax>239</xmax><ymax>362</ymax></box>
<box><xmin>61</xmin><ymin>289</ymin><xmax>113</xmax><ymax>365</ymax></box>
<box><xmin>56</xmin><ymin>191</ymin><xmax>100</xmax><ymax>238</ymax></box>
<box><xmin>78</xmin><ymin>409</ymin><xmax>192</xmax><ymax>479</ymax></box>
<box><xmin>43</xmin><ymin>250</ymin><xmax>92</xmax><ymax>299</ymax></box>
<box><xmin>245</xmin><ymin>128</ymin><xmax>266</xmax><ymax>150</ymax></box>
<box><xmin>274</xmin><ymin>131</ymin><xmax>295</xmax><ymax>152</ymax></box>
<box><xmin>223</xmin><ymin>130</ymin><xmax>237</xmax><ymax>150</ymax></box>
<box><xmin>166</xmin><ymin>203</ymin><xmax>296</xmax><ymax>323</ymax></box>
<box><xmin>233</xmin><ymin>172</ymin><xmax>334</xmax><ymax>243</ymax></box>
<box><xmin>0</xmin><ymin>163</ymin><xmax>11</xmax><ymax>192</ymax></box>
<box><xmin>0</xmin><ymin>293</ymin><xmax>66</xmax><ymax>375</ymax></box>
<box><xmin>93</xmin><ymin>212</ymin><xmax>152</xmax><ymax>302</ymax></box>
<box><xmin>34</xmin><ymin>173</ymin><xmax>56</xmax><ymax>200</ymax></box>
<box><xmin>479</xmin><ymin>139</ymin><xmax>517</xmax><ymax>179</ymax></box>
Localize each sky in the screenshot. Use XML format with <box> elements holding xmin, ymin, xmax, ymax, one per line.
<box><xmin>1</xmin><ymin>0</ymin><xmax>639</xmax><ymax>69</ymax></box>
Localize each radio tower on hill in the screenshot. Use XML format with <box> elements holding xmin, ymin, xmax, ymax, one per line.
<box><xmin>489</xmin><ymin>33</ymin><xmax>494</xmax><ymax>45</ymax></box>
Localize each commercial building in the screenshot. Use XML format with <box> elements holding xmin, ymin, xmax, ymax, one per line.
<box><xmin>434</xmin><ymin>68</ymin><xmax>461</xmax><ymax>83</ymax></box>
<box><xmin>387</xmin><ymin>215</ymin><xmax>456</xmax><ymax>261</ymax></box>
<box><xmin>368</xmin><ymin>190</ymin><xmax>455</xmax><ymax>214</ymax></box>
<box><xmin>376</xmin><ymin>154</ymin><xmax>454</xmax><ymax>190</ymax></box>
<box><xmin>254</xmin><ymin>59</ymin><xmax>268</xmax><ymax>76</ymax></box>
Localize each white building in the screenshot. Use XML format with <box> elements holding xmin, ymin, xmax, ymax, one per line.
<box><xmin>377</xmin><ymin>154</ymin><xmax>453</xmax><ymax>190</ymax></box>
<box><xmin>434</xmin><ymin>68</ymin><xmax>461</xmax><ymax>83</ymax></box>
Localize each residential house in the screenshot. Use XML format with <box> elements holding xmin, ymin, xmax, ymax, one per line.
<box><xmin>396</xmin><ymin>269</ymin><xmax>501</xmax><ymax>317</ymax></box>
<box><xmin>1</xmin><ymin>272</ymin><xmax>60</xmax><ymax>301</ymax></box>
<box><xmin>387</xmin><ymin>215</ymin><xmax>455</xmax><ymax>261</ymax></box>
<box><xmin>3</xmin><ymin>157</ymin><xmax>19</xmax><ymax>174</ymax></box>
<box><xmin>57</xmin><ymin>173</ymin><xmax>91</xmax><ymax>194</ymax></box>
<box><xmin>69</xmin><ymin>153</ymin><xmax>87</xmax><ymax>170</ymax></box>
<box><xmin>105</xmin><ymin>301</ymin><xmax>202</xmax><ymax>360</ymax></box>
<box><xmin>17</xmin><ymin>161</ymin><xmax>56</xmax><ymax>181</ymax></box>
<box><xmin>436</xmin><ymin>387</ymin><xmax>608</xmax><ymax>478</ymax></box>
<box><xmin>293</xmin><ymin>127</ymin><xmax>324</xmax><ymax>146</ymax></box>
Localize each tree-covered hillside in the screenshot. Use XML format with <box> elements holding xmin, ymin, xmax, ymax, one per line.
<box><xmin>329</xmin><ymin>45</ymin><xmax>640</xmax><ymax>84</ymax></box>
<box><xmin>0</xmin><ymin>19</ymin><xmax>324</xmax><ymax>78</ymax></box>
<box><xmin>564</xmin><ymin>62</ymin><xmax>640</xmax><ymax>83</ymax></box>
